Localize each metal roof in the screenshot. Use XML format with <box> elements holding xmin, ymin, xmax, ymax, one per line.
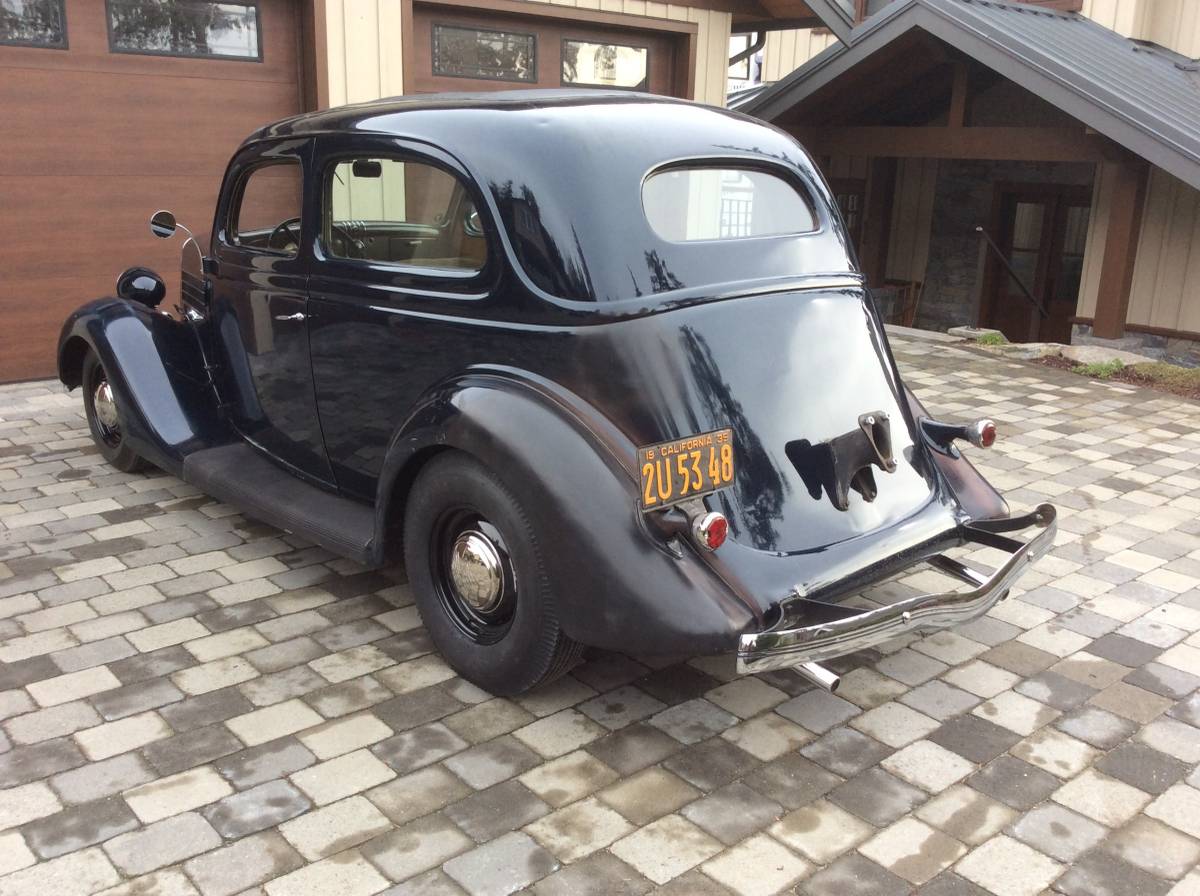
<box><xmin>739</xmin><ymin>0</ymin><xmax>1200</xmax><ymax>191</ymax></box>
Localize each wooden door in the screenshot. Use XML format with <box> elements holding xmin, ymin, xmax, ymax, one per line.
<box><xmin>982</xmin><ymin>185</ymin><xmax>1090</xmax><ymax>344</ymax></box>
<box><xmin>411</xmin><ymin>5</ymin><xmax>682</xmax><ymax>97</ymax></box>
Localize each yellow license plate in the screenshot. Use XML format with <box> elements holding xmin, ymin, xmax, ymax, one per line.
<box><xmin>639</xmin><ymin>428</ymin><xmax>735</xmax><ymax>510</ymax></box>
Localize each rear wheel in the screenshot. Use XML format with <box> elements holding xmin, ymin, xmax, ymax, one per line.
<box><xmin>81</xmin><ymin>350</ymin><xmax>148</xmax><ymax>474</ymax></box>
<box><xmin>403</xmin><ymin>452</ymin><xmax>582</xmax><ymax>695</ymax></box>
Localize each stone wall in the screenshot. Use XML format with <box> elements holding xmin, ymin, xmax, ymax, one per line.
<box><xmin>1072</xmin><ymin>323</ymin><xmax>1200</xmax><ymax>368</ymax></box>
<box><xmin>914</xmin><ymin>159</ymin><xmax>1095</xmax><ymax>333</ymax></box>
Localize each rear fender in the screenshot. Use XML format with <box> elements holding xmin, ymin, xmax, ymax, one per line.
<box><xmin>376</xmin><ymin>367</ymin><xmax>756</xmax><ymax>655</ymax></box>
<box><xmin>58</xmin><ymin>298</ymin><xmax>227</xmax><ymax>476</ymax></box>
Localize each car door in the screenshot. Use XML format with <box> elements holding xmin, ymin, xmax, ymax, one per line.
<box><xmin>210</xmin><ymin>139</ymin><xmax>335</xmax><ymax>485</ymax></box>
<box><xmin>307</xmin><ymin>138</ymin><xmax>495</xmax><ymax>500</ymax></box>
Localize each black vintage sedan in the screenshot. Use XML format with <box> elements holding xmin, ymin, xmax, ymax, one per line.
<box><xmin>59</xmin><ymin>90</ymin><xmax>1055</xmax><ymax>695</ymax></box>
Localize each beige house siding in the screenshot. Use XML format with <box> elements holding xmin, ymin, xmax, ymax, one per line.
<box><xmin>1143</xmin><ymin>0</ymin><xmax>1200</xmax><ymax>57</ymax></box>
<box><xmin>760</xmin><ymin>28</ymin><xmax>838</xmax><ymax>83</ymax></box>
<box><xmin>324</xmin><ymin>0</ymin><xmax>406</xmax><ymax>106</ymax></box>
<box><xmin>1126</xmin><ymin>170</ymin><xmax>1200</xmax><ymax>333</ymax></box>
<box><xmin>1079</xmin><ymin>0</ymin><xmax>1149</xmax><ymax>37</ymax></box>
<box><xmin>1076</xmin><ymin>0</ymin><xmax>1200</xmax><ymax>54</ymax></box>
<box><xmin>322</xmin><ymin>0</ymin><xmax>730</xmax><ymax>108</ymax></box>
<box><xmin>1076</xmin><ymin>166</ymin><xmax>1200</xmax><ymax>335</ymax></box>
<box><xmin>1074</xmin><ymin>163</ymin><xmax>1112</xmax><ymax>320</ymax></box>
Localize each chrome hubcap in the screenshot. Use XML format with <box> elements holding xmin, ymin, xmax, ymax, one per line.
<box><xmin>449</xmin><ymin>531</ymin><xmax>504</xmax><ymax>612</ymax></box>
<box><xmin>93</xmin><ymin>380</ymin><xmax>119</xmax><ymax>432</ymax></box>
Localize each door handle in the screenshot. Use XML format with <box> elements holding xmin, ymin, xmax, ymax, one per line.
<box><xmin>273</xmin><ymin>312</ymin><xmax>307</xmax><ymax>322</ymax></box>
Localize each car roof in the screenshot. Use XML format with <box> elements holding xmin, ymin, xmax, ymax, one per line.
<box><xmin>242</xmin><ymin>90</ymin><xmax>853</xmax><ymax>307</ymax></box>
<box><xmin>245</xmin><ymin>89</ymin><xmax>715</xmax><ymax>143</ymax></box>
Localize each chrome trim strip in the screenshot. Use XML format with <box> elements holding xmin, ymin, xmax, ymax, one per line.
<box><xmin>736</xmin><ymin>504</ymin><xmax>1056</xmax><ymax>675</ymax></box>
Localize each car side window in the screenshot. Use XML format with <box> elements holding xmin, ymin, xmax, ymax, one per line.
<box><xmin>231</xmin><ymin>161</ymin><xmax>304</xmax><ymax>257</ymax></box>
<box><xmin>325</xmin><ymin>157</ymin><xmax>486</xmax><ymax>272</ymax></box>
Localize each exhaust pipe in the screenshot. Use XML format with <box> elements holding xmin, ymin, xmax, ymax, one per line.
<box><xmin>797</xmin><ymin>661</ymin><xmax>841</xmax><ymax>693</ymax></box>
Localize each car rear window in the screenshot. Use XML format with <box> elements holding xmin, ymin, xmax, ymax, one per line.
<box><xmin>642</xmin><ymin>166</ymin><xmax>817</xmax><ymax>242</ymax></box>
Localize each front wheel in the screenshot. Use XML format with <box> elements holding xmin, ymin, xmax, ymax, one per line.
<box><xmin>403</xmin><ymin>452</ymin><xmax>582</xmax><ymax>695</ymax></box>
<box><xmin>81</xmin><ymin>350</ymin><xmax>148</xmax><ymax>474</ymax></box>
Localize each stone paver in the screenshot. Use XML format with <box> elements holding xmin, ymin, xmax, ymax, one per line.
<box><xmin>2</xmin><ymin>334</ymin><xmax>1199</xmax><ymax>895</ymax></box>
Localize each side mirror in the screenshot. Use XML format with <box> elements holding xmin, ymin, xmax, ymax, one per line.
<box><xmin>116</xmin><ymin>267</ymin><xmax>167</xmax><ymax>308</ymax></box>
<box><xmin>150</xmin><ymin>210</ymin><xmax>177</xmax><ymax>239</ymax></box>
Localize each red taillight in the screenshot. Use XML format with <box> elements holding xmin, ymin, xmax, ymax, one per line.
<box><xmin>968</xmin><ymin>419</ymin><xmax>997</xmax><ymax>449</ymax></box>
<box><xmin>980</xmin><ymin>421</ymin><xmax>997</xmax><ymax>448</ymax></box>
<box><xmin>693</xmin><ymin>511</ymin><xmax>728</xmax><ymax>551</ymax></box>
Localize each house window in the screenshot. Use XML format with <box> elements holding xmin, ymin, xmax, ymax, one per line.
<box><xmin>562</xmin><ymin>39</ymin><xmax>647</xmax><ymax>89</ymax></box>
<box><xmin>107</xmin><ymin>0</ymin><xmax>262</xmax><ymax>60</ymax></box>
<box><xmin>0</xmin><ymin>0</ymin><xmax>66</xmax><ymax>49</ymax></box>
<box><xmin>432</xmin><ymin>24</ymin><xmax>535</xmax><ymax>82</ymax></box>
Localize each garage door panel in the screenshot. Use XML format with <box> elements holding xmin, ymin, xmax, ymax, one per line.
<box><xmin>1</xmin><ymin>276</ymin><xmax>147</xmax><ymax>386</ymax></box>
<box><xmin>0</xmin><ymin>176</ymin><xmax>219</xmax><ymax>282</ymax></box>
<box><xmin>0</xmin><ymin>69</ymin><xmax>299</xmax><ymax>176</ymax></box>
<box><xmin>0</xmin><ymin>0</ymin><xmax>302</xmax><ymax>382</ymax></box>
<box><xmin>0</xmin><ymin>0</ymin><xmax>299</xmax><ymax>84</ymax></box>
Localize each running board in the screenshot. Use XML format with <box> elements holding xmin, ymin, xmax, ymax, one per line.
<box><xmin>182</xmin><ymin>443</ymin><xmax>377</xmax><ymax>566</ymax></box>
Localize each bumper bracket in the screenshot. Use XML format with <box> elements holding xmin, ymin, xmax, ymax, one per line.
<box><xmin>737</xmin><ymin>504</ymin><xmax>1057</xmax><ymax>675</ymax></box>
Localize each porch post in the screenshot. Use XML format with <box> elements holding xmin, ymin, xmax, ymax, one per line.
<box><xmin>1092</xmin><ymin>161</ymin><xmax>1149</xmax><ymax>340</ymax></box>
<box><xmin>860</xmin><ymin>157</ymin><xmax>897</xmax><ymax>285</ymax></box>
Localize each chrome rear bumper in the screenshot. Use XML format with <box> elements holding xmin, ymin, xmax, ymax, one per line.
<box><xmin>736</xmin><ymin>504</ymin><xmax>1057</xmax><ymax>675</ymax></box>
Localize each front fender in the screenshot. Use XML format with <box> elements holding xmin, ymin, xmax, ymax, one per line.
<box><xmin>376</xmin><ymin>367</ymin><xmax>756</xmax><ymax>655</ymax></box>
<box><xmin>58</xmin><ymin>298</ymin><xmax>226</xmax><ymax>476</ymax></box>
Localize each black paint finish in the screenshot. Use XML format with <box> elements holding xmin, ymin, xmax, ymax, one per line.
<box><xmin>58</xmin><ymin>90</ymin><xmax>1017</xmax><ymax>657</ymax></box>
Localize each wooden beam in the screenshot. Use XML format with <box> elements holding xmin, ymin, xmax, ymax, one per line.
<box><xmin>1093</xmin><ymin>162</ymin><xmax>1150</xmax><ymax>339</ymax></box>
<box><xmin>860</xmin><ymin>157</ymin><xmax>897</xmax><ymax>285</ymax></box>
<box><xmin>301</xmin><ymin>0</ymin><xmax>328</xmax><ymax>110</ymax></box>
<box><xmin>948</xmin><ymin>60</ymin><xmax>968</xmax><ymax>128</ymax></box>
<box><xmin>790</xmin><ymin>126</ymin><xmax>1126</xmax><ymax>162</ymax></box>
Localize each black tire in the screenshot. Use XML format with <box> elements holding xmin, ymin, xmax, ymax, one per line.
<box><xmin>403</xmin><ymin>452</ymin><xmax>583</xmax><ymax>695</ymax></box>
<box><xmin>81</xmin><ymin>350</ymin><xmax>149</xmax><ymax>474</ymax></box>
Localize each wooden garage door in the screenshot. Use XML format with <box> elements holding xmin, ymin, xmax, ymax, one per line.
<box><xmin>0</xmin><ymin>0</ymin><xmax>304</xmax><ymax>383</ymax></box>
<box><xmin>411</xmin><ymin>3</ymin><xmax>686</xmax><ymax>97</ymax></box>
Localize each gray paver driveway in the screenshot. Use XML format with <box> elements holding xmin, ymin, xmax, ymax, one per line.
<box><xmin>2</xmin><ymin>331</ymin><xmax>1200</xmax><ymax>896</ymax></box>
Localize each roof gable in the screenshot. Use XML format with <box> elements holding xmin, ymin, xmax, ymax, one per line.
<box><xmin>739</xmin><ymin>0</ymin><xmax>1200</xmax><ymax>192</ymax></box>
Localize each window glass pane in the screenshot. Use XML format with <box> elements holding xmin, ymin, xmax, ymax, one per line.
<box><xmin>562</xmin><ymin>40</ymin><xmax>647</xmax><ymax>89</ymax></box>
<box><xmin>108</xmin><ymin>0</ymin><xmax>260</xmax><ymax>59</ymax></box>
<box><xmin>234</xmin><ymin>162</ymin><xmax>302</xmax><ymax>256</ymax></box>
<box><xmin>643</xmin><ymin>167</ymin><xmax>817</xmax><ymax>242</ymax></box>
<box><xmin>327</xmin><ymin>157</ymin><xmax>487</xmax><ymax>272</ymax></box>
<box><xmin>432</xmin><ymin>24</ymin><xmax>534</xmax><ymax>82</ymax></box>
<box><xmin>1011</xmin><ymin>201</ymin><xmax>1044</xmax><ymax>251</ymax></box>
<box><xmin>1007</xmin><ymin>249</ymin><xmax>1039</xmax><ymax>295</ymax></box>
<box><xmin>1063</xmin><ymin>204</ymin><xmax>1090</xmax><ymax>255</ymax></box>
<box><xmin>727</xmin><ymin>34</ymin><xmax>750</xmax><ymax>80</ymax></box>
<box><xmin>0</xmin><ymin>0</ymin><xmax>65</xmax><ymax>48</ymax></box>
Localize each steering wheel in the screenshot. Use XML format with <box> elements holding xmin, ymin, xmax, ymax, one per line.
<box><xmin>327</xmin><ymin>222</ymin><xmax>367</xmax><ymax>259</ymax></box>
<box><xmin>267</xmin><ymin>217</ymin><xmax>301</xmax><ymax>252</ymax></box>
<box><xmin>268</xmin><ymin>217</ymin><xmax>364</xmax><ymax>258</ymax></box>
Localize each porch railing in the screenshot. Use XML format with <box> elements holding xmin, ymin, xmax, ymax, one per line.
<box><xmin>975</xmin><ymin>225</ymin><xmax>1048</xmax><ymax>319</ymax></box>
